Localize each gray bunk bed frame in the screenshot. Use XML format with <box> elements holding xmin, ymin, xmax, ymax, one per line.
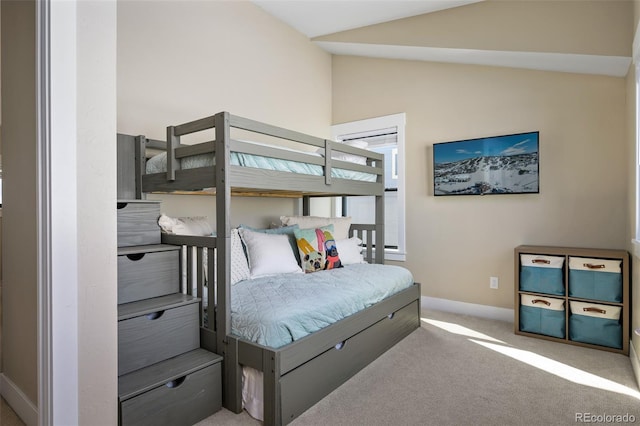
<box><xmin>127</xmin><ymin>111</ymin><xmax>421</xmax><ymax>425</ymax></box>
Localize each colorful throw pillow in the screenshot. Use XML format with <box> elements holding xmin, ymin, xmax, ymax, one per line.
<box><xmin>294</xmin><ymin>225</ymin><xmax>343</xmax><ymax>273</ymax></box>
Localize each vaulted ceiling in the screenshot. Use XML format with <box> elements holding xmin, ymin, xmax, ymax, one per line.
<box><xmin>252</xmin><ymin>0</ymin><xmax>633</xmax><ymax>77</ymax></box>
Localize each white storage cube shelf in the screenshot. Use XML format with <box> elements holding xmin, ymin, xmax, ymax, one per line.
<box><xmin>515</xmin><ymin>246</ymin><xmax>629</xmax><ymax>355</ymax></box>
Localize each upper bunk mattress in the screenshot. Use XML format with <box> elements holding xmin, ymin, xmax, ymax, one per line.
<box><xmin>230</xmin><ymin>263</ymin><xmax>414</xmax><ymax>348</ymax></box>
<box><xmin>146</xmin><ymin>149</ymin><xmax>377</xmax><ymax>182</ymax></box>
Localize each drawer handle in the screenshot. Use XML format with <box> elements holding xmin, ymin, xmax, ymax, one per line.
<box><xmin>126</xmin><ymin>253</ymin><xmax>146</xmax><ymax>261</ymax></box>
<box><xmin>531</xmin><ymin>299</ymin><xmax>550</xmax><ymax>306</ymax></box>
<box><xmin>334</xmin><ymin>341</ymin><xmax>346</xmax><ymax>350</ymax></box>
<box><xmin>146</xmin><ymin>311</ymin><xmax>165</xmax><ymax>320</ymax></box>
<box><xmin>583</xmin><ymin>307</ymin><xmax>606</xmax><ymax>314</ymax></box>
<box><xmin>583</xmin><ymin>263</ymin><xmax>605</xmax><ymax>269</ymax></box>
<box><xmin>117</xmin><ymin>202</ymin><xmax>128</xmax><ymax>210</ymax></box>
<box><xmin>531</xmin><ymin>259</ymin><xmax>550</xmax><ymax>264</ymax></box>
<box><xmin>388</xmin><ymin>312</ymin><xmax>395</xmax><ymax>319</ymax></box>
<box><xmin>165</xmin><ymin>376</ymin><xmax>186</xmax><ymax>389</ymax></box>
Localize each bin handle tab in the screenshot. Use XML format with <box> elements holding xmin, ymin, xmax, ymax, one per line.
<box><xmin>531</xmin><ymin>299</ymin><xmax>550</xmax><ymax>306</ymax></box>
<box><xmin>531</xmin><ymin>259</ymin><xmax>550</xmax><ymax>264</ymax></box>
<box><xmin>583</xmin><ymin>307</ymin><xmax>606</xmax><ymax>314</ymax></box>
<box><xmin>583</xmin><ymin>263</ymin><xmax>605</xmax><ymax>269</ymax></box>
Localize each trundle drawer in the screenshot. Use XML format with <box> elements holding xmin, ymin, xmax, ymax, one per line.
<box><xmin>280</xmin><ymin>299</ymin><xmax>419</xmax><ymax>422</ymax></box>
<box><xmin>119</xmin><ymin>349</ymin><xmax>223</xmax><ymax>426</ymax></box>
<box><xmin>118</xmin><ymin>245</ymin><xmax>180</xmax><ymax>304</ymax></box>
<box><xmin>118</xmin><ymin>296</ymin><xmax>200</xmax><ymax>376</ymax></box>
<box><xmin>117</xmin><ymin>201</ymin><xmax>161</xmax><ymax>247</ymax></box>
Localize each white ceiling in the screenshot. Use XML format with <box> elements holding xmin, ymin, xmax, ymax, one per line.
<box><xmin>251</xmin><ymin>0</ymin><xmax>631</xmax><ymax>77</ymax></box>
<box><xmin>252</xmin><ymin>0</ymin><xmax>483</xmax><ymax>38</ymax></box>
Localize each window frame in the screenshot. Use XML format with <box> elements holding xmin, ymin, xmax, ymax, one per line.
<box><xmin>632</xmin><ymin>26</ymin><xmax>640</xmax><ymax>258</ymax></box>
<box><xmin>331</xmin><ymin>113</ymin><xmax>407</xmax><ymax>261</ymax></box>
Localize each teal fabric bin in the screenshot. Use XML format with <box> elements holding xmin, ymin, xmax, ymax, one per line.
<box><xmin>568</xmin><ymin>257</ymin><xmax>622</xmax><ymax>303</ymax></box>
<box><xmin>519</xmin><ymin>254</ymin><xmax>565</xmax><ymax>295</ymax></box>
<box><xmin>519</xmin><ymin>294</ymin><xmax>565</xmax><ymax>338</ymax></box>
<box><xmin>569</xmin><ymin>301</ymin><xmax>622</xmax><ymax>349</ymax></box>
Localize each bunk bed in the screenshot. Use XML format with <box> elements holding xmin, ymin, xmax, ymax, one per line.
<box><xmin>120</xmin><ymin>111</ymin><xmax>421</xmax><ymax>425</ymax></box>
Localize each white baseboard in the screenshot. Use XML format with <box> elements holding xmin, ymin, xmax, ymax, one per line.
<box><xmin>0</xmin><ymin>373</ymin><xmax>38</xmax><ymax>426</ymax></box>
<box><xmin>421</xmin><ymin>296</ymin><xmax>514</xmax><ymax>323</ymax></box>
<box><xmin>631</xmin><ymin>340</ymin><xmax>640</xmax><ymax>389</ymax></box>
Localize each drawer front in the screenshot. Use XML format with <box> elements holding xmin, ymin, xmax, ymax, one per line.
<box><xmin>117</xmin><ymin>202</ymin><xmax>161</xmax><ymax>247</ymax></box>
<box><xmin>118</xmin><ymin>250</ymin><xmax>180</xmax><ymax>304</ymax></box>
<box><xmin>280</xmin><ymin>300</ymin><xmax>419</xmax><ymax>422</ymax></box>
<box><xmin>118</xmin><ymin>303</ymin><xmax>199</xmax><ymax>376</ymax></box>
<box><xmin>120</xmin><ymin>363</ymin><xmax>221</xmax><ymax>426</ymax></box>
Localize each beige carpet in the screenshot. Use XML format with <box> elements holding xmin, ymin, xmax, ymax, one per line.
<box><xmin>197</xmin><ymin>308</ymin><xmax>640</xmax><ymax>426</ymax></box>
<box><xmin>3</xmin><ymin>309</ymin><xmax>638</xmax><ymax>425</ymax></box>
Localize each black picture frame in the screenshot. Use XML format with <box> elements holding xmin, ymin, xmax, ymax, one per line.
<box><xmin>433</xmin><ymin>131</ymin><xmax>539</xmax><ymax>196</ymax></box>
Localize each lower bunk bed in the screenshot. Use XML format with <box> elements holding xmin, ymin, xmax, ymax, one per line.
<box><xmin>161</xmin><ymin>228</ymin><xmax>421</xmax><ymax>425</ymax></box>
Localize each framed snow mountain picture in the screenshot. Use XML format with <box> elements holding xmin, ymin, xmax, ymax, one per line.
<box><xmin>433</xmin><ymin>131</ymin><xmax>539</xmax><ymax>196</ymax></box>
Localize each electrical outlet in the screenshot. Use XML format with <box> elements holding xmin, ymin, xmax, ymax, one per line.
<box><xmin>490</xmin><ymin>276</ymin><xmax>499</xmax><ymax>289</ymax></box>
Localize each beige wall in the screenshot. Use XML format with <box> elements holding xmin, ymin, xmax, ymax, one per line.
<box><xmin>1</xmin><ymin>0</ymin><xmax>38</xmax><ymax>404</ymax></box>
<box><xmin>117</xmin><ymin>0</ymin><xmax>333</xmax><ymax>221</ymax></box>
<box><xmin>333</xmin><ymin>56</ymin><xmax>627</xmax><ymax>309</ymax></box>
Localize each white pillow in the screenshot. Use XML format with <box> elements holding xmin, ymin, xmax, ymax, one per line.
<box><xmin>280</xmin><ymin>215</ymin><xmax>352</xmax><ymax>240</ymax></box>
<box><xmin>157</xmin><ymin>214</ymin><xmax>213</xmax><ymax>236</ymax></box>
<box><xmin>230</xmin><ymin>228</ymin><xmax>251</xmax><ymax>285</ymax></box>
<box><xmin>333</xmin><ymin>140</ymin><xmax>369</xmax><ymax>165</ymax></box>
<box><xmin>239</xmin><ymin>228</ymin><xmax>302</xmax><ymax>278</ymax></box>
<box><xmin>177</xmin><ymin>216</ymin><xmax>214</xmax><ymax>236</ymax></box>
<box><xmin>158</xmin><ymin>214</ymin><xmax>181</xmax><ymax>233</ymax></box>
<box><xmin>335</xmin><ymin>237</ymin><xmax>366</xmax><ymax>265</ymax></box>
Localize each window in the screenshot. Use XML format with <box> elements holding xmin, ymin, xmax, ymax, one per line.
<box><xmin>332</xmin><ymin>113</ymin><xmax>406</xmax><ymax>261</ymax></box>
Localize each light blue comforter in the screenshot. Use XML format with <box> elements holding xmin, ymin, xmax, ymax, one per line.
<box><xmin>230</xmin><ymin>264</ymin><xmax>414</xmax><ymax>348</ymax></box>
<box><xmin>146</xmin><ymin>150</ymin><xmax>376</xmax><ymax>182</ymax></box>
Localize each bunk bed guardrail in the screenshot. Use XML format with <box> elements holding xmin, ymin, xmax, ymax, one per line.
<box><xmin>134</xmin><ymin>113</ymin><xmax>385</xmax><ymax>197</ymax></box>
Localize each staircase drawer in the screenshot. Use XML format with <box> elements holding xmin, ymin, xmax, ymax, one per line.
<box><xmin>118</xmin><ymin>301</ymin><xmax>199</xmax><ymax>375</ymax></box>
<box><xmin>119</xmin><ymin>350</ymin><xmax>222</xmax><ymax>426</ymax></box>
<box><xmin>117</xmin><ymin>201</ymin><xmax>161</xmax><ymax>247</ymax></box>
<box><xmin>118</xmin><ymin>245</ymin><xmax>180</xmax><ymax>304</ymax></box>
